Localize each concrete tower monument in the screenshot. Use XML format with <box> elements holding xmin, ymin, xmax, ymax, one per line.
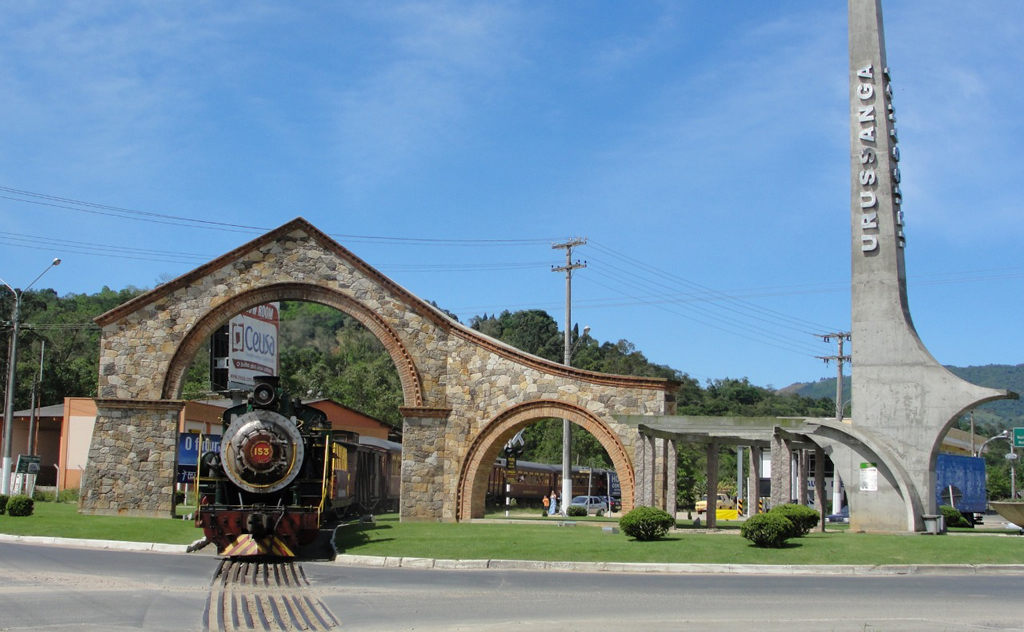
<box><xmin>844</xmin><ymin>0</ymin><xmax>1016</xmax><ymax>530</ymax></box>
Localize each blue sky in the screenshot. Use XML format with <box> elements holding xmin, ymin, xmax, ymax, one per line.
<box><xmin>1</xmin><ymin>1</ymin><xmax>1021</xmax><ymax>389</ymax></box>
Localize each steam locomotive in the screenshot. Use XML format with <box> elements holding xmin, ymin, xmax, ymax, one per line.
<box><xmin>194</xmin><ymin>376</ymin><xmax>398</xmax><ymax>557</ymax></box>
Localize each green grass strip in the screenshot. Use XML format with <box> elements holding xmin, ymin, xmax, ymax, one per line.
<box><xmin>336</xmin><ymin>514</ymin><xmax>1024</xmax><ymax>566</ymax></box>
<box><xmin>0</xmin><ymin>500</ymin><xmax>200</xmax><ymax>545</ymax></box>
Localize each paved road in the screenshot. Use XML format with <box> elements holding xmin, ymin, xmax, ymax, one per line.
<box><xmin>1</xmin><ymin>542</ymin><xmax>1022</xmax><ymax>631</ymax></box>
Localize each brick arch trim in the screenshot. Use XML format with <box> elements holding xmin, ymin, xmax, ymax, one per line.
<box><xmin>160</xmin><ymin>282</ymin><xmax>424</xmax><ymax>406</ymax></box>
<box><xmin>455</xmin><ymin>400</ymin><xmax>634</xmax><ymax>521</ymax></box>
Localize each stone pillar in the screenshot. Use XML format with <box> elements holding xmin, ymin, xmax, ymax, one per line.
<box><xmin>770</xmin><ymin>431</ymin><xmax>792</xmax><ymax>509</ymax></box>
<box><xmin>400</xmin><ymin>412</ymin><xmax>449</xmax><ymax>521</ymax></box>
<box><xmin>705</xmin><ymin>440</ymin><xmax>719</xmax><ymax>529</ymax></box>
<box><xmin>78</xmin><ymin>399</ymin><xmax>183</xmax><ymax>517</ymax></box>
<box><xmin>815</xmin><ymin>447</ymin><xmax>827</xmax><ymax>532</ymax></box>
<box><xmin>747</xmin><ymin>446</ymin><xmax>761</xmax><ymax>516</ymax></box>
<box><xmin>797</xmin><ymin>450</ymin><xmax>809</xmax><ymax>505</ymax></box>
<box><xmin>666</xmin><ymin>439</ymin><xmax>678</xmax><ymax>519</ymax></box>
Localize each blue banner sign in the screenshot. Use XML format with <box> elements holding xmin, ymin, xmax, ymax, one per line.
<box><xmin>177</xmin><ymin>432</ymin><xmax>221</xmax><ymax>484</ymax></box>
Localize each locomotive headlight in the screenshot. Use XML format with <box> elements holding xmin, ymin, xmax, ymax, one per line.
<box><xmin>252</xmin><ymin>382</ymin><xmax>278</xmax><ymax>408</ymax></box>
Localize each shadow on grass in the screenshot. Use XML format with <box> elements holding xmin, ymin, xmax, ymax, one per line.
<box><xmin>335</xmin><ymin>522</ymin><xmax>393</xmax><ymax>549</ymax></box>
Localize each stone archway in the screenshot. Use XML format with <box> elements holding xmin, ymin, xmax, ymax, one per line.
<box><xmin>159</xmin><ymin>282</ymin><xmax>424</xmax><ymax>407</ymax></box>
<box><xmin>79</xmin><ymin>217</ymin><xmax>675</xmax><ymax>519</ymax></box>
<box><xmin>456</xmin><ymin>400</ymin><xmax>635</xmax><ymax>521</ymax></box>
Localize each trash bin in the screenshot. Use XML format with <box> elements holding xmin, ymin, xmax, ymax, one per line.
<box><xmin>922</xmin><ymin>514</ymin><xmax>946</xmax><ymax>535</ymax></box>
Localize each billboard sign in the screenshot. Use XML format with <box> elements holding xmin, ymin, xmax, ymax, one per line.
<box><xmin>177</xmin><ymin>432</ymin><xmax>222</xmax><ymax>484</ymax></box>
<box><xmin>227</xmin><ymin>303</ymin><xmax>280</xmax><ymax>389</ymax></box>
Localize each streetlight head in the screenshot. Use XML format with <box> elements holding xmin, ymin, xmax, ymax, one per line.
<box><xmin>52</xmin><ymin>258</ymin><xmax>61</xmax><ymax>266</ymax></box>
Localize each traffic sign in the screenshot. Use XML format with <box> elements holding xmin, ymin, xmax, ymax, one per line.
<box><xmin>1013</xmin><ymin>428</ymin><xmax>1024</xmax><ymax>449</ymax></box>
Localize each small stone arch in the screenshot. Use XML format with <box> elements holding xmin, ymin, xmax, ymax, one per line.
<box><xmin>160</xmin><ymin>282</ymin><xmax>424</xmax><ymax>407</ymax></box>
<box><xmin>456</xmin><ymin>400</ymin><xmax>635</xmax><ymax>521</ymax></box>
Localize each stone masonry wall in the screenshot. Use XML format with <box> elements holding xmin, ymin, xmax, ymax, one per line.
<box><xmin>78</xmin><ymin>400</ymin><xmax>182</xmax><ymax>517</ymax></box>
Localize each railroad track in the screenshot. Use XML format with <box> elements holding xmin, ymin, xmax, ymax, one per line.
<box><xmin>204</xmin><ymin>559</ymin><xmax>339</xmax><ymax>631</ymax></box>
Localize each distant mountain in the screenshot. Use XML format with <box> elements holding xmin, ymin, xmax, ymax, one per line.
<box><xmin>785</xmin><ymin>364</ymin><xmax>1024</xmax><ymax>431</ymax></box>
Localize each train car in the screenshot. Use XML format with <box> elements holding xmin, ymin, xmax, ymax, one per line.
<box><xmin>486</xmin><ymin>459</ymin><xmax>614</xmax><ymax>506</ymax></box>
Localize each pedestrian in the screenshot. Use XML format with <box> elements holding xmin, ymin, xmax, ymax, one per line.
<box><xmin>548</xmin><ymin>491</ymin><xmax>558</xmax><ymax>516</ymax></box>
<box><xmin>542</xmin><ymin>493</ymin><xmax>550</xmax><ymax>517</ymax></box>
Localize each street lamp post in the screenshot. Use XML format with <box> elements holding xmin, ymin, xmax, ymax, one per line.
<box><xmin>1</xmin><ymin>258</ymin><xmax>61</xmax><ymax>496</ymax></box>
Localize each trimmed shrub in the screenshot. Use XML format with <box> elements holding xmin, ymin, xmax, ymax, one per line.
<box><xmin>740</xmin><ymin>512</ymin><xmax>793</xmax><ymax>548</ymax></box>
<box><xmin>6</xmin><ymin>495</ymin><xmax>34</xmax><ymax>517</ymax></box>
<box><xmin>939</xmin><ymin>505</ymin><xmax>970</xmax><ymax>529</ymax></box>
<box><xmin>566</xmin><ymin>505</ymin><xmax>588</xmax><ymax>517</ymax></box>
<box><xmin>770</xmin><ymin>503</ymin><xmax>820</xmax><ymax>537</ymax></box>
<box><xmin>619</xmin><ymin>506</ymin><xmax>675</xmax><ymax>541</ymax></box>
<box><xmin>0</xmin><ymin>494</ymin><xmax>8</xmax><ymax>514</ymax></box>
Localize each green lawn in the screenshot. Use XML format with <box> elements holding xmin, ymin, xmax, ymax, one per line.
<box><xmin>5</xmin><ymin>502</ymin><xmax>1023</xmax><ymax>566</ymax></box>
<box><xmin>337</xmin><ymin>514</ymin><xmax>1024</xmax><ymax>566</ymax></box>
<box><xmin>0</xmin><ymin>500</ymin><xmax>201</xmax><ymax>545</ymax></box>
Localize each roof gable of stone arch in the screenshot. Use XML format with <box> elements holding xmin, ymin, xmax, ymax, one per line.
<box><xmin>95</xmin><ymin>217</ymin><xmax>679</xmax><ymax>405</ymax></box>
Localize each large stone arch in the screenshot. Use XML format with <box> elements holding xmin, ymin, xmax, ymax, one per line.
<box><xmin>159</xmin><ymin>282</ymin><xmax>424</xmax><ymax>407</ymax></box>
<box><xmin>456</xmin><ymin>400</ymin><xmax>635</xmax><ymax>521</ymax></box>
<box><xmin>79</xmin><ymin>217</ymin><xmax>676</xmax><ymax>519</ymax></box>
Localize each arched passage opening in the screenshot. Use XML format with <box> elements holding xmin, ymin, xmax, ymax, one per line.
<box><xmin>160</xmin><ymin>282</ymin><xmax>424</xmax><ymax>408</ymax></box>
<box><xmin>456</xmin><ymin>400</ymin><xmax>634</xmax><ymax>521</ymax></box>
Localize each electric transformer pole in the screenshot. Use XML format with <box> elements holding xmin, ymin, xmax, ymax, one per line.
<box><xmin>817</xmin><ymin>331</ymin><xmax>850</xmax><ymax>515</ymax></box>
<box><xmin>816</xmin><ymin>332</ymin><xmax>851</xmax><ymax>422</ymax></box>
<box><xmin>552</xmin><ymin>238</ymin><xmax>586</xmax><ymax>515</ymax></box>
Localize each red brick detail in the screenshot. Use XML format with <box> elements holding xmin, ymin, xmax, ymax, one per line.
<box><xmin>455</xmin><ymin>400</ymin><xmax>635</xmax><ymax>521</ymax></box>
<box><xmin>160</xmin><ymin>283</ymin><xmax>424</xmax><ymax>407</ymax></box>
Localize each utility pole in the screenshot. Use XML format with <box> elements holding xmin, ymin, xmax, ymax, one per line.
<box><xmin>817</xmin><ymin>331</ymin><xmax>850</xmax><ymax>514</ymax></box>
<box><xmin>816</xmin><ymin>332</ymin><xmax>851</xmax><ymax>422</ymax></box>
<box><xmin>552</xmin><ymin>238</ymin><xmax>586</xmax><ymax>515</ymax></box>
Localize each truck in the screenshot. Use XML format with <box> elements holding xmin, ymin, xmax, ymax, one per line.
<box><xmin>935</xmin><ymin>453</ymin><xmax>987</xmax><ymax>526</ymax></box>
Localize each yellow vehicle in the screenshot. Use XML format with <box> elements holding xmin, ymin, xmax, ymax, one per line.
<box><xmin>695</xmin><ymin>493</ymin><xmax>736</xmax><ymax>513</ymax></box>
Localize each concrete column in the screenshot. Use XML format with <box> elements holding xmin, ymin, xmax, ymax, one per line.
<box><xmin>705</xmin><ymin>441</ymin><xmax>719</xmax><ymax>529</ymax></box>
<box><xmin>797</xmin><ymin>450</ymin><xmax>809</xmax><ymax>505</ymax></box>
<box><xmin>634</xmin><ymin>434</ymin><xmax>647</xmax><ymax>508</ymax></box>
<box><xmin>815</xmin><ymin>447</ymin><xmax>827</xmax><ymax>532</ymax></box>
<box><xmin>770</xmin><ymin>431</ymin><xmax>792</xmax><ymax>509</ymax></box>
<box><xmin>747</xmin><ymin>446</ymin><xmax>761</xmax><ymax>516</ymax></box>
<box><xmin>645</xmin><ymin>435</ymin><xmax>657</xmax><ymax>506</ymax></box>
<box><xmin>666</xmin><ymin>439</ymin><xmax>678</xmax><ymax>519</ymax></box>
<box><xmin>659</xmin><ymin>438</ymin><xmax>668</xmax><ymax>510</ymax></box>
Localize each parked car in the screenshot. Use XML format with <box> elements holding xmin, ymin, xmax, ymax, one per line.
<box><xmin>602</xmin><ymin>496</ymin><xmax>622</xmax><ymax>512</ymax></box>
<box><xmin>569</xmin><ymin>495</ymin><xmax>609</xmax><ymax>515</ymax></box>
<box><xmin>826</xmin><ymin>505</ymin><xmax>849</xmax><ymax>523</ymax></box>
<box><xmin>695</xmin><ymin>493</ymin><xmax>736</xmax><ymax>513</ymax></box>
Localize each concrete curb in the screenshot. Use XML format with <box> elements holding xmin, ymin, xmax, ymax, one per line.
<box><xmin>0</xmin><ymin>533</ymin><xmax>189</xmax><ymax>554</ymax></box>
<box><xmin>5</xmin><ymin>534</ymin><xmax>1021</xmax><ymax>575</ymax></box>
<box><xmin>333</xmin><ymin>553</ymin><xmax>1024</xmax><ymax>576</ymax></box>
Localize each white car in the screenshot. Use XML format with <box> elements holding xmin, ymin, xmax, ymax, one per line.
<box><xmin>569</xmin><ymin>495</ymin><xmax>609</xmax><ymax>515</ymax></box>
